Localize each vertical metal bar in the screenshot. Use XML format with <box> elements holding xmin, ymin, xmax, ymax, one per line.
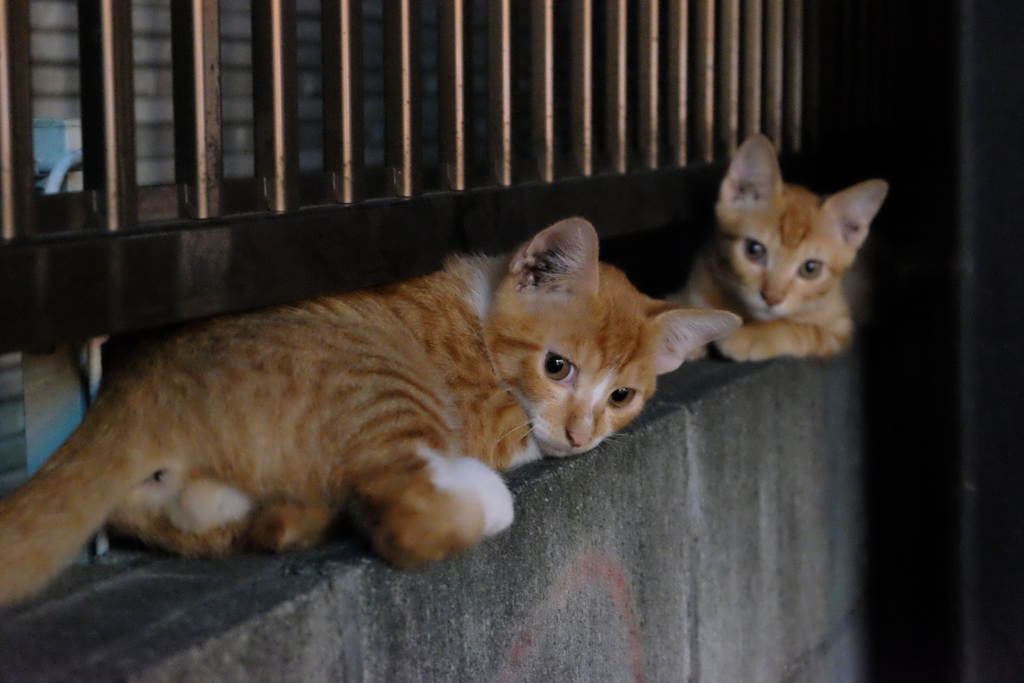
<box><xmin>570</xmin><ymin>0</ymin><xmax>593</xmax><ymax>177</ymax></box>
<box><xmin>252</xmin><ymin>0</ymin><xmax>299</xmax><ymax>211</ymax></box>
<box><xmin>383</xmin><ymin>0</ymin><xmax>421</xmax><ymax>197</ymax></box>
<box><xmin>863</xmin><ymin>0</ymin><xmax>877</xmax><ymax>132</ymax></box>
<box><xmin>855</xmin><ymin>0</ymin><xmax>869</xmax><ymax>136</ymax></box>
<box><xmin>638</xmin><ymin>0</ymin><xmax>659</xmax><ymax>170</ymax></box>
<box><xmin>740</xmin><ymin>0</ymin><xmax>763</xmax><ymax>141</ymax></box>
<box><xmin>79</xmin><ymin>0</ymin><xmax>137</xmax><ymax>230</ymax></box>
<box><xmin>764</xmin><ymin>0</ymin><xmax>784</xmax><ymax>148</ymax></box>
<box><xmin>815</xmin><ymin>0</ymin><xmax>835</xmax><ymax>144</ymax></box>
<box><xmin>793</xmin><ymin>0</ymin><xmax>812</xmax><ymax>153</ymax></box>
<box><xmin>439</xmin><ymin>0</ymin><xmax>469</xmax><ymax>190</ymax></box>
<box><xmin>836</xmin><ymin>0</ymin><xmax>852</xmax><ymax>136</ymax></box>
<box><xmin>880</xmin><ymin>0</ymin><xmax>896</xmax><ymax>134</ymax></box>
<box><xmin>868</xmin><ymin>0</ymin><xmax>883</xmax><ymax>131</ymax></box>
<box><xmin>716</xmin><ymin>0</ymin><xmax>740</xmax><ymax>157</ymax></box>
<box><xmin>666</xmin><ymin>0</ymin><xmax>687</xmax><ymax>166</ymax></box>
<box><xmin>488</xmin><ymin>0</ymin><xmax>512</xmax><ymax>186</ymax></box>
<box><xmin>692</xmin><ymin>0</ymin><xmax>714</xmax><ymax>162</ymax></box>
<box><xmin>172</xmin><ymin>0</ymin><xmax>223</xmax><ymax>219</ymax></box>
<box><xmin>606</xmin><ymin>0</ymin><xmax>627</xmax><ymax>173</ymax></box>
<box><xmin>531</xmin><ymin>0</ymin><xmax>554</xmax><ymax>182</ymax></box>
<box><xmin>0</xmin><ymin>0</ymin><xmax>33</xmax><ymax>239</ymax></box>
<box><xmin>323</xmin><ymin>0</ymin><xmax>364</xmax><ymax>203</ymax></box>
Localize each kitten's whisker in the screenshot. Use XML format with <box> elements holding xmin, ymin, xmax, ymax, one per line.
<box><xmin>489</xmin><ymin>420</ymin><xmax>534</xmax><ymax>460</ymax></box>
<box><xmin>496</xmin><ymin>420</ymin><xmax>533</xmax><ymax>442</ymax></box>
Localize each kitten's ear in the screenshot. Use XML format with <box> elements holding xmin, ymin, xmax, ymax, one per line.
<box><xmin>822</xmin><ymin>179</ymin><xmax>888</xmax><ymax>249</ymax></box>
<box><xmin>720</xmin><ymin>134</ymin><xmax>783</xmax><ymax>210</ymax></box>
<box><xmin>651</xmin><ymin>307</ymin><xmax>742</xmax><ymax>375</ymax></box>
<box><xmin>509</xmin><ymin>217</ymin><xmax>600</xmax><ymax>297</ymax></box>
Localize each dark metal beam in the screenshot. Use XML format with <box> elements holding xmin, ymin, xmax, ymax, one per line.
<box><xmin>716</xmin><ymin>0</ymin><xmax>740</xmax><ymax>157</ymax></box>
<box><xmin>741</xmin><ymin>0</ymin><xmax>764</xmax><ymax>141</ymax></box>
<box><xmin>488</xmin><ymin>0</ymin><xmax>513</xmax><ymax>186</ymax></box>
<box><xmin>171</xmin><ymin>0</ymin><xmax>223</xmax><ymax>219</ymax></box>
<box><xmin>383</xmin><ymin>0</ymin><xmax>422</xmax><ymax>197</ymax></box>
<box><xmin>0</xmin><ymin>0</ymin><xmax>33</xmax><ymax>240</ymax></box>
<box><xmin>252</xmin><ymin>0</ymin><xmax>299</xmax><ymax>212</ymax></box>
<box><xmin>322</xmin><ymin>0</ymin><xmax>365</xmax><ymax>203</ymax></box>
<box><xmin>571</xmin><ymin>0</ymin><xmax>593</xmax><ymax>177</ymax></box>
<box><xmin>0</xmin><ymin>164</ymin><xmax>725</xmax><ymax>354</ymax></box>
<box><xmin>606</xmin><ymin>0</ymin><xmax>628</xmax><ymax>173</ymax></box>
<box><xmin>638</xmin><ymin>0</ymin><xmax>659</xmax><ymax>170</ymax></box>
<box><xmin>764</xmin><ymin>0</ymin><xmax>785</xmax><ymax>148</ymax></box>
<box><xmin>78</xmin><ymin>0</ymin><xmax>137</xmax><ymax>231</ymax></box>
<box><xmin>531</xmin><ymin>0</ymin><xmax>555</xmax><ymax>182</ymax></box>
<box><xmin>786</xmin><ymin>0</ymin><xmax>802</xmax><ymax>152</ymax></box>
<box><xmin>666</xmin><ymin>0</ymin><xmax>688</xmax><ymax>166</ymax></box>
<box><xmin>692</xmin><ymin>0</ymin><xmax>715</xmax><ymax>162</ymax></box>
<box><xmin>439</xmin><ymin>0</ymin><xmax>470</xmax><ymax>190</ymax></box>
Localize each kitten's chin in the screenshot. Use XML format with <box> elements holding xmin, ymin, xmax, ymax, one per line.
<box><xmin>539</xmin><ymin>444</ymin><xmax>576</xmax><ymax>458</ymax></box>
<box><xmin>535</xmin><ymin>436</ymin><xmax>601</xmax><ymax>458</ymax></box>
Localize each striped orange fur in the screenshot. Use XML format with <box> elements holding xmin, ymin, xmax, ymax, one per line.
<box><xmin>673</xmin><ymin>134</ymin><xmax>888</xmax><ymax>361</ymax></box>
<box><xmin>0</xmin><ymin>218</ymin><xmax>739</xmax><ymax>606</ymax></box>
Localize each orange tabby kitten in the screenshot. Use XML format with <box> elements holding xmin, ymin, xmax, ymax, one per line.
<box><xmin>0</xmin><ymin>218</ymin><xmax>739</xmax><ymax>606</ymax></box>
<box><xmin>673</xmin><ymin>134</ymin><xmax>888</xmax><ymax>361</ymax></box>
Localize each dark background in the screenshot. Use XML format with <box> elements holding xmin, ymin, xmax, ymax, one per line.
<box><xmin>611</xmin><ymin>1</ymin><xmax>1023</xmax><ymax>680</ymax></box>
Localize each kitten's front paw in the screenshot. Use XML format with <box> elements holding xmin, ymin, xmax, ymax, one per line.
<box><xmin>714</xmin><ymin>327</ymin><xmax>774</xmax><ymax>362</ymax></box>
<box><xmin>426</xmin><ymin>452</ymin><xmax>515</xmax><ymax>537</ymax></box>
<box><xmin>685</xmin><ymin>344</ymin><xmax>709</xmax><ymax>361</ymax></box>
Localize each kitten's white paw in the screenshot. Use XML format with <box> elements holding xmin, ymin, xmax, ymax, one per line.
<box><xmin>168</xmin><ymin>480</ymin><xmax>253</xmax><ymax>534</ymax></box>
<box><xmin>421</xmin><ymin>450</ymin><xmax>515</xmax><ymax>537</ymax></box>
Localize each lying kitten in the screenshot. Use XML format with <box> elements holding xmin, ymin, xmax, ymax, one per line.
<box><xmin>673</xmin><ymin>134</ymin><xmax>888</xmax><ymax>361</ymax></box>
<box><xmin>0</xmin><ymin>217</ymin><xmax>739</xmax><ymax>606</ymax></box>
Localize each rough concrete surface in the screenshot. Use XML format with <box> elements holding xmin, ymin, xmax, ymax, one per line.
<box><xmin>0</xmin><ymin>356</ymin><xmax>863</xmax><ymax>683</ymax></box>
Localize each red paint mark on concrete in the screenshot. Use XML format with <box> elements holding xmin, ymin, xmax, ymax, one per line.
<box><xmin>493</xmin><ymin>549</ymin><xmax>645</xmax><ymax>683</ymax></box>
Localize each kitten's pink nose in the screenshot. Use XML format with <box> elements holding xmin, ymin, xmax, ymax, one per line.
<box><xmin>760</xmin><ymin>290</ymin><xmax>784</xmax><ymax>307</ymax></box>
<box><xmin>566</xmin><ymin>430</ymin><xmax>587</xmax><ymax>448</ymax></box>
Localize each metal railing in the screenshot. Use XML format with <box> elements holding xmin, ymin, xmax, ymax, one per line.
<box><xmin>0</xmin><ymin>0</ymin><xmax>890</xmax><ymax>352</ymax></box>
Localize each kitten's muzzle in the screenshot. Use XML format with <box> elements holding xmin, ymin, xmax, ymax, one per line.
<box><xmin>760</xmin><ymin>289</ymin><xmax>785</xmax><ymax>307</ymax></box>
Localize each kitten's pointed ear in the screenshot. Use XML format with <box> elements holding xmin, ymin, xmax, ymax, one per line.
<box><xmin>651</xmin><ymin>307</ymin><xmax>742</xmax><ymax>375</ymax></box>
<box><xmin>821</xmin><ymin>179</ymin><xmax>888</xmax><ymax>249</ymax></box>
<box><xmin>720</xmin><ymin>134</ymin><xmax>783</xmax><ymax>210</ymax></box>
<box><xmin>510</xmin><ymin>217</ymin><xmax>600</xmax><ymax>297</ymax></box>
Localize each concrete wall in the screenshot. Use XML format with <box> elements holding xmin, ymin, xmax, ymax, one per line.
<box><xmin>0</xmin><ymin>356</ymin><xmax>864</xmax><ymax>683</ymax></box>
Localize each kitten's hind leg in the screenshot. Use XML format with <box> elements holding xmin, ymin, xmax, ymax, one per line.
<box><xmin>349</xmin><ymin>447</ymin><xmax>514</xmax><ymax>567</ymax></box>
<box><xmin>247</xmin><ymin>502</ymin><xmax>335</xmax><ymax>552</ymax></box>
<box><xmin>166</xmin><ymin>479</ymin><xmax>253</xmax><ymax>534</ymax></box>
<box><xmin>108</xmin><ymin>478</ymin><xmax>255</xmax><ymax>558</ymax></box>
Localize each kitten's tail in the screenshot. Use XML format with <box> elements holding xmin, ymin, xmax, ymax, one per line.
<box><xmin>0</xmin><ymin>407</ymin><xmax>151</xmax><ymax>607</ymax></box>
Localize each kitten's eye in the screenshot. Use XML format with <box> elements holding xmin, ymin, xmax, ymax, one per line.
<box><xmin>798</xmin><ymin>259</ymin><xmax>823</xmax><ymax>279</ymax></box>
<box><xmin>744</xmin><ymin>239</ymin><xmax>767</xmax><ymax>263</ymax></box>
<box><xmin>544</xmin><ymin>353</ymin><xmax>572</xmax><ymax>381</ymax></box>
<box><xmin>609</xmin><ymin>387</ymin><xmax>635</xmax><ymax>407</ymax></box>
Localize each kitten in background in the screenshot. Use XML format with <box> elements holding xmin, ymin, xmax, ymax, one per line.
<box><xmin>0</xmin><ymin>217</ymin><xmax>739</xmax><ymax>607</ymax></box>
<box><xmin>672</xmin><ymin>134</ymin><xmax>888</xmax><ymax>361</ymax></box>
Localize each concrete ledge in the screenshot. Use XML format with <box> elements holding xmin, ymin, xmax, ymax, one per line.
<box><xmin>0</xmin><ymin>356</ymin><xmax>863</xmax><ymax>683</ymax></box>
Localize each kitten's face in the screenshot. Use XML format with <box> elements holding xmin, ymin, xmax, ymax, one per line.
<box><xmin>714</xmin><ymin>134</ymin><xmax>888</xmax><ymax>321</ymax></box>
<box><xmin>485</xmin><ymin>218</ymin><xmax>739</xmax><ymax>457</ymax></box>
<box><xmin>717</xmin><ymin>185</ymin><xmax>850</xmax><ymax>321</ymax></box>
